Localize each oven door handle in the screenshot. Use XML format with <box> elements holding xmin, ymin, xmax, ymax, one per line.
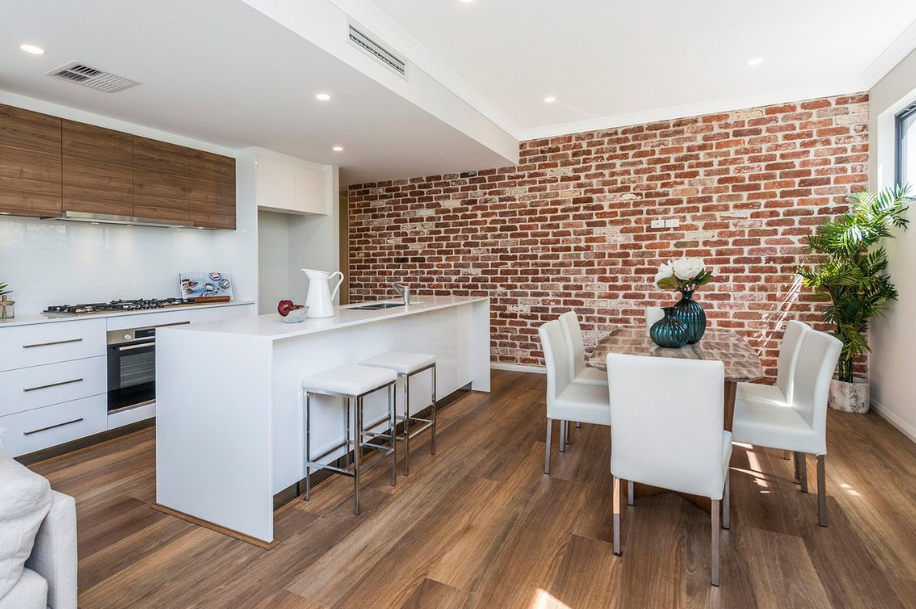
<box><xmin>114</xmin><ymin>342</ymin><xmax>155</xmax><ymax>352</ymax></box>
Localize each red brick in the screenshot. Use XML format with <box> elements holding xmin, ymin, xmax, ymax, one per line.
<box><xmin>347</xmin><ymin>94</ymin><xmax>870</xmax><ymax>380</ymax></box>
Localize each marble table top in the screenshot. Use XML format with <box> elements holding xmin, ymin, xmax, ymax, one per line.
<box><xmin>587</xmin><ymin>326</ymin><xmax>764</xmax><ymax>383</ymax></box>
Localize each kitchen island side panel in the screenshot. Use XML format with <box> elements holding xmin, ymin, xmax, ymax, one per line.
<box><xmin>155</xmin><ymin>329</ymin><xmax>275</xmax><ymax>542</ymax></box>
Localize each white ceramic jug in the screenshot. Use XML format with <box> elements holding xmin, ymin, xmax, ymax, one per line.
<box><xmin>302</xmin><ymin>269</ymin><xmax>344</xmax><ymax>318</ymax></box>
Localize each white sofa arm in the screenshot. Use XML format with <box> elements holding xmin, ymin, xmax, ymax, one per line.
<box><xmin>24</xmin><ymin>491</ymin><xmax>77</xmax><ymax>609</ymax></box>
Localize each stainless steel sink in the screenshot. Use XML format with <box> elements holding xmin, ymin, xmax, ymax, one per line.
<box><xmin>351</xmin><ymin>302</ymin><xmax>406</xmax><ymax>310</ymax></box>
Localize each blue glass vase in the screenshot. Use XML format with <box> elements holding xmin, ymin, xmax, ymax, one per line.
<box><xmin>650</xmin><ymin>307</ymin><xmax>689</xmax><ymax>348</ymax></box>
<box><xmin>673</xmin><ymin>289</ymin><xmax>706</xmax><ymax>344</ymax></box>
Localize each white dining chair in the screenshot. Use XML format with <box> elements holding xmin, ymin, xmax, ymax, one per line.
<box><xmin>732</xmin><ymin>329</ymin><xmax>841</xmax><ymax>527</ymax></box>
<box><xmin>559</xmin><ymin>311</ymin><xmax>607</xmax><ymax>387</ymax></box>
<box><xmin>737</xmin><ymin>320</ymin><xmax>810</xmax><ymax>407</ymax></box>
<box><xmin>607</xmin><ymin>353</ymin><xmax>731</xmax><ymax>586</ymax></box>
<box><xmin>644</xmin><ymin>307</ymin><xmax>664</xmax><ymax>334</ymax></box>
<box><xmin>539</xmin><ymin>319</ymin><xmax>611</xmax><ymax>474</ymax></box>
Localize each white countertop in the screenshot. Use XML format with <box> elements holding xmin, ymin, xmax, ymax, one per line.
<box><xmin>0</xmin><ymin>300</ymin><xmax>256</xmax><ymax>328</ymax></box>
<box><xmin>161</xmin><ymin>296</ymin><xmax>489</xmax><ymax>340</ymax></box>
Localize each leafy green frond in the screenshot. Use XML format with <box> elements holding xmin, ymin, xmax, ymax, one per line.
<box><xmin>797</xmin><ymin>185</ymin><xmax>909</xmax><ymax>382</ymax></box>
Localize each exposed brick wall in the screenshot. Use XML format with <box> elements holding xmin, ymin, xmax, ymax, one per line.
<box><xmin>348</xmin><ymin>93</ymin><xmax>869</xmax><ymax>381</ymax></box>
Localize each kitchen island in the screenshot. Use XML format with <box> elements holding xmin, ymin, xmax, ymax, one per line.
<box><xmin>155</xmin><ymin>296</ymin><xmax>490</xmax><ymax>545</ymax></box>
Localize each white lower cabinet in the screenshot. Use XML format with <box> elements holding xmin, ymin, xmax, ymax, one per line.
<box><xmin>0</xmin><ymin>318</ymin><xmax>106</xmax><ymax>372</ymax></box>
<box><xmin>0</xmin><ymin>302</ymin><xmax>256</xmax><ymax>456</ymax></box>
<box><xmin>0</xmin><ymin>394</ymin><xmax>107</xmax><ymax>457</ymax></box>
<box><xmin>0</xmin><ymin>356</ymin><xmax>107</xmax><ymax>418</ymax></box>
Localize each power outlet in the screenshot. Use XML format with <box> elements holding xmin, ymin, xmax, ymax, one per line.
<box><xmin>650</xmin><ymin>219</ymin><xmax>666</xmax><ymax>229</ymax></box>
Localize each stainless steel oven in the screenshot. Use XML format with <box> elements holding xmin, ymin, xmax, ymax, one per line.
<box><xmin>107</xmin><ymin>322</ymin><xmax>188</xmax><ymax>413</ymax></box>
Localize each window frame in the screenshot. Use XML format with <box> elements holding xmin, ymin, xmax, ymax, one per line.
<box><xmin>895</xmin><ymin>101</ymin><xmax>916</xmax><ymax>186</ymax></box>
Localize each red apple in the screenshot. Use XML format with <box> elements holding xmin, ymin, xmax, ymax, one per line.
<box><xmin>277</xmin><ymin>300</ymin><xmax>294</xmax><ymax>316</ymax></box>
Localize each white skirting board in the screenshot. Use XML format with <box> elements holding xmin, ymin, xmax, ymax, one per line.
<box><xmin>871</xmin><ymin>400</ymin><xmax>916</xmax><ymax>443</ymax></box>
<box><xmin>490</xmin><ymin>362</ymin><xmax>546</xmax><ymax>374</ymax></box>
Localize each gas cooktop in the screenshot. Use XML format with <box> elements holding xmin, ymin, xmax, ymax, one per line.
<box><xmin>43</xmin><ymin>298</ymin><xmax>202</xmax><ymax>316</ymax></box>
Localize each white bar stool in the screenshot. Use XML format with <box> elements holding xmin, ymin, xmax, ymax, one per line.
<box><xmin>302</xmin><ymin>364</ymin><xmax>398</xmax><ymax>515</ymax></box>
<box><xmin>361</xmin><ymin>351</ymin><xmax>437</xmax><ymax>475</ymax></box>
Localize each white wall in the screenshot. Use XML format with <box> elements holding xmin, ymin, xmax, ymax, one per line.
<box><xmin>0</xmin><ymin>90</ymin><xmax>258</xmax><ymax>314</ymax></box>
<box><xmin>256</xmin><ymin>167</ymin><xmax>341</xmax><ymax>314</ymax></box>
<box><xmin>869</xmin><ymin>47</ymin><xmax>916</xmax><ymax>442</ymax></box>
<box><xmin>258</xmin><ymin>210</ymin><xmax>291</xmax><ymax>313</ymax></box>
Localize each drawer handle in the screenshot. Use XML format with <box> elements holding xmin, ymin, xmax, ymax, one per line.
<box><xmin>23</xmin><ymin>418</ymin><xmax>85</xmax><ymax>436</ymax></box>
<box><xmin>23</xmin><ymin>338</ymin><xmax>84</xmax><ymax>349</ymax></box>
<box><xmin>23</xmin><ymin>378</ymin><xmax>84</xmax><ymax>393</ymax></box>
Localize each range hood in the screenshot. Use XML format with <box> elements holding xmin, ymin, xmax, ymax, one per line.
<box><xmin>42</xmin><ymin>211</ymin><xmax>199</xmax><ymax>229</ymax></box>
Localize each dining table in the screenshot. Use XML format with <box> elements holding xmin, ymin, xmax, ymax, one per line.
<box><xmin>587</xmin><ymin>325</ymin><xmax>765</xmax><ymax>431</ymax></box>
<box><xmin>586</xmin><ymin>325</ymin><xmax>765</xmax><ymax>511</ymax></box>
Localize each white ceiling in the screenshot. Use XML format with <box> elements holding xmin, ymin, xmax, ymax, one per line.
<box><xmin>0</xmin><ymin>0</ymin><xmax>513</xmax><ymax>184</ymax></box>
<box><xmin>340</xmin><ymin>0</ymin><xmax>916</xmax><ymax>138</ymax></box>
<box><xmin>4</xmin><ymin>1</ymin><xmax>916</xmax><ymax>185</ymax></box>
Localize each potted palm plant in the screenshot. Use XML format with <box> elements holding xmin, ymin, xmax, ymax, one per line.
<box><xmin>798</xmin><ymin>185</ymin><xmax>910</xmax><ymax>413</ymax></box>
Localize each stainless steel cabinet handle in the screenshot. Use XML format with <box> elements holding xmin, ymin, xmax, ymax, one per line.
<box><xmin>23</xmin><ymin>418</ymin><xmax>84</xmax><ymax>436</ymax></box>
<box><xmin>23</xmin><ymin>338</ymin><xmax>83</xmax><ymax>349</ymax></box>
<box><xmin>116</xmin><ymin>342</ymin><xmax>155</xmax><ymax>352</ymax></box>
<box><xmin>23</xmin><ymin>378</ymin><xmax>84</xmax><ymax>393</ymax></box>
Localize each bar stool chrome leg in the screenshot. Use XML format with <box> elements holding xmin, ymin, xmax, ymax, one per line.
<box><xmin>305</xmin><ymin>389</ymin><xmax>311</xmax><ymax>501</ymax></box>
<box><xmin>403</xmin><ymin>373</ymin><xmax>411</xmax><ymax>475</ymax></box>
<box><xmin>354</xmin><ymin>395</ymin><xmax>363</xmax><ymax>515</ymax></box>
<box><xmin>431</xmin><ymin>366</ymin><xmax>437</xmax><ymax>455</ymax></box>
<box><xmin>389</xmin><ymin>383</ymin><xmax>397</xmax><ymax>486</ymax></box>
<box><xmin>343</xmin><ymin>397</ymin><xmax>351</xmax><ymax>470</ymax></box>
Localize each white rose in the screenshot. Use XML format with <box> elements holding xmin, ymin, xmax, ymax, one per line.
<box><xmin>654</xmin><ymin>262</ymin><xmax>674</xmax><ymax>284</ymax></box>
<box><xmin>672</xmin><ymin>258</ymin><xmax>705</xmax><ymax>281</ymax></box>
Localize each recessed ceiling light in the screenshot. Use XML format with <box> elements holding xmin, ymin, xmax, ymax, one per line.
<box><xmin>747</xmin><ymin>58</ymin><xmax>763</xmax><ymax>66</ymax></box>
<box><xmin>544</xmin><ymin>96</ymin><xmax>556</xmax><ymax>103</ymax></box>
<box><xmin>315</xmin><ymin>93</ymin><xmax>331</xmax><ymax>101</ymax></box>
<box><xmin>19</xmin><ymin>44</ymin><xmax>45</xmax><ymax>55</ymax></box>
<box><xmin>332</xmin><ymin>146</ymin><xmax>344</xmax><ymax>152</ymax></box>
<box><xmin>460</xmin><ymin>0</ymin><xmax>475</xmax><ymax>3</ymax></box>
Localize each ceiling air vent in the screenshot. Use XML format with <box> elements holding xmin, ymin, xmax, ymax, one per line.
<box><xmin>348</xmin><ymin>23</ymin><xmax>407</xmax><ymax>77</ymax></box>
<box><xmin>47</xmin><ymin>62</ymin><xmax>140</xmax><ymax>93</ymax></box>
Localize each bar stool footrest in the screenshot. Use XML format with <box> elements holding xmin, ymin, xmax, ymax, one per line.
<box><xmin>306</xmin><ymin>462</ymin><xmax>355</xmax><ymax>477</ymax></box>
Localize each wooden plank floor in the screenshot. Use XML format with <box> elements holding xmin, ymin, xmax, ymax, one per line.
<box><xmin>30</xmin><ymin>370</ymin><xmax>916</xmax><ymax>608</ymax></box>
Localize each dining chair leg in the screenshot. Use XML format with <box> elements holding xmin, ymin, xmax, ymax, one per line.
<box><xmin>544</xmin><ymin>418</ymin><xmax>552</xmax><ymax>474</ymax></box>
<box><xmin>576</xmin><ymin>422</ymin><xmax>581</xmax><ymax>429</ymax></box>
<box><xmin>711</xmin><ymin>499</ymin><xmax>721</xmax><ymax>586</ymax></box>
<box><xmin>612</xmin><ymin>476</ymin><xmax>622</xmax><ymax>556</ymax></box>
<box><xmin>566</xmin><ymin>420</ymin><xmax>572</xmax><ymax>445</ymax></box>
<box><xmin>797</xmin><ymin>452</ymin><xmax>808</xmax><ymax>493</ymax></box>
<box><xmin>794</xmin><ymin>451</ymin><xmax>801</xmax><ymax>484</ymax></box>
<box><xmin>723</xmin><ymin>471</ymin><xmax>730</xmax><ymax>530</ymax></box>
<box><xmin>784</xmin><ymin>449</ymin><xmax>791</xmax><ymax>460</ymax></box>
<box><xmin>627</xmin><ymin>480</ymin><xmax>634</xmax><ymax>506</ymax></box>
<box><xmin>559</xmin><ymin>421</ymin><xmax>567</xmax><ymax>453</ymax></box>
<box><xmin>817</xmin><ymin>454</ymin><xmax>827</xmax><ymax>527</ymax></box>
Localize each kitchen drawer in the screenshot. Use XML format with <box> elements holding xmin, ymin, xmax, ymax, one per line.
<box><xmin>0</xmin><ymin>318</ymin><xmax>106</xmax><ymax>372</ymax></box>
<box><xmin>0</xmin><ymin>394</ymin><xmax>107</xmax><ymax>458</ymax></box>
<box><xmin>0</xmin><ymin>356</ymin><xmax>107</xmax><ymax>417</ymax></box>
<box><xmin>189</xmin><ymin>304</ymin><xmax>255</xmax><ymax>324</ymax></box>
<box><xmin>106</xmin><ymin>310</ymin><xmax>190</xmax><ymax>331</ymax></box>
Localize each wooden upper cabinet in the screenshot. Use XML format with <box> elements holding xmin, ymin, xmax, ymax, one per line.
<box><xmin>0</xmin><ymin>104</ymin><xmax>62</xmax><ymax>217</ymax></box>
<box><xmin>0</xmin><ymin>103</ymin><xmax>236</xmax><ymax>229</ymax></box>
<box><xmin>132</xmin><ymin>136</ymin><xmax>190</xmax><ymax>225</ymax></box>
<box><xmin>62</xmin><ymin>120</ymin><xmax>132</xmax><ymax>217</ymax></box>
<box><xmin>188</xmin><ymin>150</ymin><xmax>236</xmax><ymax>230</ymax></box>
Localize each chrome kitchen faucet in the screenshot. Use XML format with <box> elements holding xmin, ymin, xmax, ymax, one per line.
<box><xmin>391</xmin><ymin>283</ymin><xmax>411</xmax><ymax>305</ymax></box>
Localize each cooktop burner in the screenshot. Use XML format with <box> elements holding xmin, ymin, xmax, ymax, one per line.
<box><xmin>43</xmin><ymin>298</ymin><xmax>197</xmax><ymax>315</ymax></box>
